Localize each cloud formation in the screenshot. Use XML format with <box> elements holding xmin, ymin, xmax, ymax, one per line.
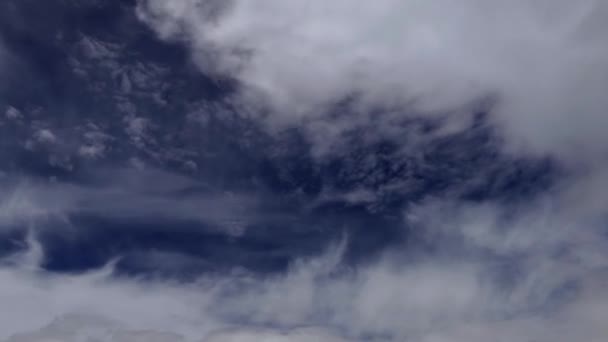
<box><xmin>2</xmin><ymin>160</ymin><xmax>608</xmax><ymax>341</ymax></box>
<box><xmin>2</xmin><ymin>196</ymin><xmax>608</xmax><ymax>342</ymax></box>
<box><xmin>0</xmin><ymin>168</ymin><xmax>258</xmax><ymax>235</ymax></box>
<box><xmin>1</xmin><ymin>1</ymin><xmax>608</xmax><ymax>341</ymax></box>
<box><xmin>137</xmin><ymin>0</ymin><xmax>608</xmax><ymax>160</ymax></box>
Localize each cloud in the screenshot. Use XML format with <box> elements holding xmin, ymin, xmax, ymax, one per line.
<box><xmin>33</xmin><ymin>129</ymin><xmax>57</xmax><ymax>145</ymax></box>
<box><xmin>0</xmin><ymin>163</ymin><xmax>606</xmax><ymax>341</ymax></box>
<box><xmin>0</xmin><ymin>205</ymin><xmax>607</xmax><ymax>342</ymax></box>
<box><xmin>1</xmin><ymin>2</ymin><xmax>607</xmax><ymax>341</ymax></box>
<box><xmin>5</xmin><ymin>106</ymin><xmax>21</xmax><ymax>120</ymax></box>
<box><xmin>0</xmin><ymin>138</ymin><xmax>603</xmax><ymax>341</ymax></box>
<box><xmin>0</xmin><ymin>262</ymin><xmax>208</xmax><ymax>341</ymax></box>
<box><xmin>203</xmin><ymin>328</ymin><xmax>351</xmax><ymax>342</ymax></box>
<box><xmin>0</xmin><ymin>168</ymin><xmax>259</xmax><ymax>235</ymax></box>
<box><xmin>137</xmin><ymin>0</ymin><xmax>608</xmax><ymax>160</ymax></box>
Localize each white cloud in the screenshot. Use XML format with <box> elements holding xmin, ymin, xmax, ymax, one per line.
<box><xmin>5</xmin><ymin>106</ymin><xmax>21</xmax><ymax>120</ymax></box>
<box><xmin>0</xmin><ymin>214</ymin><xmax>607</xmax><ymax>342</ymax></box>
<box><xmin>34</xmin><ymin>129</ymin><xmax>57</xmax><ymax>145</ymax></box>
<box><xmin>78</xmin><ymin>129</ymin><xmax>113</xmax><ymax>159</ymax></box>
<box><xmin>0</xmin><ymin>169</ymin><xmax>263</xmax><ymax>235</ymax></box>
<box><xmin>78</xmin><ymin>143</ymin><xmax>106</xmax><ymax>159</ymax></box>
<box><xmin>2</xmin><ymin>126</ymin><xmax>607</xmax><ymax>342</ymax></box>
<box><xmin>0</xmin><ymin>268</ymin><xmax>209</xmax><ymax>341</ymax></box>
<box><xmin>2</xmin><ymin>137</ymin><xmax>605</xmax><ymax>341</ymax></box>
<box><xmin>0</xmin><ymin>164</ymin><xmax>607</xmax><ymax>341</ymax></box>
<box><xmin>137</xmin><ymin>0</ymin><xmax>608</xmax><ymax>160</ymax></box>
<box><xmin>78</xmin><ymin>36</ymin><xmax>121</xmax><ymax>61</ymax></box>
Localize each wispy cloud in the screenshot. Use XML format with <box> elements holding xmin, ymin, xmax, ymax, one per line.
<box><xmin>0</xmin><ymin>168</ymin><xmax>260</xmax><ymax>235</ymax></box>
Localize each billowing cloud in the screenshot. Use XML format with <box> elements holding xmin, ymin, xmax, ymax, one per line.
<box><xmin>137</xmin><ymin>0</ymin><xmax>608</xmax><ymax>160</ymax></box>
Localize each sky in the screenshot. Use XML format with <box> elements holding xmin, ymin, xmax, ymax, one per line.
<box><xmin>0</xmin><ymin>0</ymin><xmax>607</xmax><ymax>341</ymax></box>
